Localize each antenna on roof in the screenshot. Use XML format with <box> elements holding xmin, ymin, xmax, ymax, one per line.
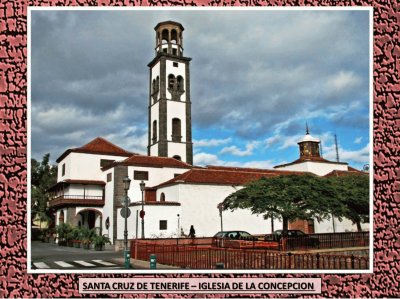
<box><xmin>306</xmin><ymin>122</ymin><xmax>310</xmax><ymax>135</ymax></box>
<box><xmin>320</xmin><ymin>139</ymin><xmax>323</xmax><ymax>157</ymax></box>
<box><xmin>334</xmin><ymin>134</ymin><xmax>340</xmax><ymax>162</ymax></box>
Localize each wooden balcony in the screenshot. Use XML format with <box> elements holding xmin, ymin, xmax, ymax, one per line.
<box><xmin>48</xmin><ymin>195</ymin><xmax>105</xmax><ymax>208</ymax></box>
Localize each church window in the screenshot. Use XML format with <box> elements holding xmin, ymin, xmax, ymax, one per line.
<box><xmin>172</xmin><ymin>48</ymin><xmax>177</xmax><ymax>56</ymax></box>
<box><xmin>173</xmin><ymin>62</ymin><xmax>178</xmax><ymax>67</ymax></box>
<box><xmin>101</xmin><ymin>159</ymin><xmax>115</xmax><ymax>168</ymax></box>
<box><xmin>177</xmin><ymin>76</ymin><xmax>184</xmax><ymax>91</ymax></box>
<box><xmin>168</xmin><ymin>74</ymin><xmax>175</xmax><ymax>89</ymax></box>
<box><xmin>161</xmin><ymin>29</ymin><xmax>169</xmax><ymax>44</ymax></box>
<box><xmin>152</xmin><ymin>120</ymin><xmax>157</xmax><ymax>143</ymax></box>
<box><xmin>159</xmin><ymin>220</ymin><xmax>167</xmax><ymax>230</ymax></box>
<box><xmin>62</xmin><ymin>164</ymin><xmax>65</xmax><ymax>176</ymax></box>
<box><xmin>160</xmin><ymin>193</ymin><xmax>165</xmax><ymax>202</ymax></box>
<box><xmin>107</xmin><ymin>173</ymin><xmax>112</xmax><ymax>182</ymax></box>
<box><xmin>171</xmin><ymin>29</ymin><xmax>178</xmax><ymax>44</ymax></box>
<box><xmin>172</xmin><ymin>118</ymin><xmax>182</xmax><ymax>142</ymax></box>
<box><xmin>152</xmin><ymin>79</ymin><xmax>156</xmax><ymax>93</ymax></box>
<box><xmin>134</xmin><ymin>171</ymin><xmax>149</xmax><ymax>181</ymax></box>
<box><xmin>173</xmin><ymin>155</ymin><xmax>181</xmax><ymax>161</ymax></box>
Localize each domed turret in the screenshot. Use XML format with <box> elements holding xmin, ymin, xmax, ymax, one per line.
<box><xmin>154</xmin><ymin>21</ymin><xmax>184</xmax><ymax>57</ymax></box>
<box><xmin>298</xmin><ymin>123</ymin><xmax>320</xmax><ymax>159</ymax></box>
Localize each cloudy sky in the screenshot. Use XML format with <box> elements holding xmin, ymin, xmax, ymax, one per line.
<box><xmin>30</xmin><ymin>9</ymin><xmax>370</xmax><ymax>170</ymax></box>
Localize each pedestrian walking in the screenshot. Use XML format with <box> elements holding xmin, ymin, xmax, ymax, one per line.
<box><xmin>188</xmin><ymin>225</ymin><xmax>196</xmax><ymax>238</ymax></box>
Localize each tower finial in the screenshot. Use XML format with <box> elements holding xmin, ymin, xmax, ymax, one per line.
<box><xmin>306</xmin><ymin>122</ymin><xmax>310</xmax><ymax>135</ymax></box>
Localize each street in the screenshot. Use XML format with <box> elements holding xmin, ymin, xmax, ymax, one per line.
<box><xmin>31</xmin><ymin>241</ymin><xmax>127</xmax><ymax>270</ymax></box>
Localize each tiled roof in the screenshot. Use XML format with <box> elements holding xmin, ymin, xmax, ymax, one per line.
<box><xmin>324</xmin><ymin>169</ymin><xmax>367</xmax><ymax>177</ymax></box>
<box><xmin>117</xmin><ymin>155</ymin><xmax>192</xmax><ymax>169</ymax></box>
<box><xmin>155</xmin><ymin>168</ymin><xmax>305</xmax><ymax>188</ymax></box>
<box><xmin>274</xmin><ymin>156</ymin><xmax>348</xmax><ymax>168</ymax></box>
<box><xmin>56</xmin><ymin>137</ymin><xmax>134</xmax><ymax>163</ymax></box>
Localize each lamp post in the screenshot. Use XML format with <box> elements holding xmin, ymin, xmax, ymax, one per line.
<box><xmin>140</xmin><ymin>180</ymin><xmax>145</xmax><ymax>239</ymax></box>
<box><xmin>177</xmin><ymin>214</ymin><xmax>180</xmax><ymax>237</ymax></box>
<box><xmin>123</xmin><ymin>176</ymin><xmax>131</xmax><ymax>269</ymax></box>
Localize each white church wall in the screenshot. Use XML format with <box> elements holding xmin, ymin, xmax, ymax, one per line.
<box><xmin>156</xmin><ymin>184</ymin><xmax>180</xmax><ymax>202</ymax></box>
<box><xmin>103</xmin><ymin>169</ymin><xmax>115</xmax><ymax>241</ymax></box>
<box><xmin>276</xmin><ymin>161</ymin><xmax>348</xmax><ymax>176</ymax></box>
<box><xmin>116</xmin><ymin>204</ymin><xmax>181</xmax><ymax>240</ymax></box>
<box><xmin>59</xmin><ymin>152</ymin><xmax>127</xmax><ymax>181</ymax></box>
<box><xmin>57</xmin><ymin>155</ymin><xmax>73</xmax><ymax>181</ymax></box>
<box><xmin>126</xmin><ymin>166</ymin><xmax>188</xmax><ymax>203</ymax></box>
<box><xmin>151</xmin><ymin>61</ymin><xmax>160</xmax><ymax>102</ymax></box>
<box><xmin>167</xmin><ymin>100</ymin><xmax>186</xmax><ymax>141</ymax></box>
<box><xmin>167</xmin><ymin>143</ymin><xmax>187</xmax><ymax>161</ymax></box>
<box><xmin>171</xmin><ymin>184</ymin><xmax>279</xmax><ymax>237</ymax></box>
<box><xmin>149</xmin><ymin>143</ymin><xmax>158</xmax><ymax>157</ymax></box>
<box><xmin>149</xmin><ymin>100</ymin><xmax>159</xmax><ymax>157</ymax></box>
<box><xmin>315</xmin><ymin>217</ymin><xmax>369</xmax><ymax>233</ymax></box>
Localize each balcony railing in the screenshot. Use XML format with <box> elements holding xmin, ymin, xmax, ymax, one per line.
<box><xmin>52</xmin><ymin>195</ymin><xmax>104</xmax><ymax>200</ymax></box>
<box><xmin>49</xmin><ymin>194</ymin><xmax>104</xmax><ymax>208</ymax></box>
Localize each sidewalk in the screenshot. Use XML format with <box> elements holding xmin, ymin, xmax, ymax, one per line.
<box><xmin>112</xmin><ymin>257</ymin><xmax>179</xmax><ymax>269</ymax></box>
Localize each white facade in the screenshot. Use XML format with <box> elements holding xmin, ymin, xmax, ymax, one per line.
<box><xmin>156</xmin><ymin>183</ymin><xmax>283</xmax><ymax>237</ymax></box>
<box><xmin>275</xmin><ymin>161</ymin><xmax>348</xmax><ymax>176</ymax></box>
<box><xmin>58</xmin><ymin>152</ymin><xmax>127</xmax><ymax>181</ymax></box>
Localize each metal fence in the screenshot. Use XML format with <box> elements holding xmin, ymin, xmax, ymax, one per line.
<box><xmin>131</xmin><ymin>241</ymin><xmax>369</xmax><ymax>270</ymax></box>
<box><xmin>283</xmin><ymin>232</ymin><xmax>370</xmax><ymax>251</ymax></box>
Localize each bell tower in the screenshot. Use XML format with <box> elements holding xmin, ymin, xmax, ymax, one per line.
<box><xmin>298</xmin><ymin>123</ymin><xmax>321</xmax><ymax>159</ymax></box>
<box><xmin>147</xmin><ymin>21</ymin><xmax>193</xmax><ymax>165</ymax></box>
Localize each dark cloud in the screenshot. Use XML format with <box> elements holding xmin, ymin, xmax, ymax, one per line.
<box><xmin>31</xmin><ymin>10</ymin><xmax>370</xmax><ymax>161</ymax></box>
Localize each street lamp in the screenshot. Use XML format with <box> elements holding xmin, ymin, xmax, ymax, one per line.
<box><xmin>123</xmin><ymin>176</ymin><xmax>131</xmax><ymax>269</ymax></box>
<box><xmin>177</xmin><ymin>214</ymin><xmax>180</xmax><ymax>237</ymax></box>
<box><xmin>140</xmin><ymin>180</ymin><xmax>145</xmax><ymax>239</ymax></box>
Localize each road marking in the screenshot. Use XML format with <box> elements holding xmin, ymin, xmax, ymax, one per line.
<box><xmin>92</xmin><ymin>260</ymin><xmax>116</xmax><ymax>266</ymax></box>
<box><xmin>54</xmin><ymin>261</ymin><xmax>74</xmax><ymax>268</ymax></box>
<box><xmin>33</xmin><ymin>262</ymin><xmax>50</xmax><ymax>269</ymax></box>
<box><xmin>75</xmin><ymin>260</ymin><xmax>96</xmax><ymax>267</ymax></box>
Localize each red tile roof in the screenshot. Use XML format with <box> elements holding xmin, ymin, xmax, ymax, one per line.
<box><xmin>117</xmin><ymin>155</ymin><xmax>192</xmax><ymax>169</ymax></box>
<box><xmin>274</xmin><ymin>156</ymin><xmax>348</xmax><ymax>168</ymax></box>
<box><xmin>155</xmin><ymin>168</ymin><xmax>306</xmax><ymax>188</ymax></box>
<box><xmin>56</xmin><ymin>137</ymin><xmax>134</xmax><ymax>163</ymax></box>
<box><xmin>324</xmin><ymin>169</ymin><xmax>367</xmax><ymax>177</ymax></box>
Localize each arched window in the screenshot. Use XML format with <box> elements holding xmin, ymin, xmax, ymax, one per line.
<box><xmin>177</xmin><ymin>76</ymin><xmax>184</xmax><ymax>92</ymax></box>
<box><xmin>172</xmin><ymin>118</ymin><xmax>181</xmax><ymax>142</ymax></box>
<box><xmin>160</xmin><ymin>193</ymin><xmax>165</xmax><ymax>202</ymax></box>
<box><xmin>173</xmin><ymin>155</ymin><xmax>181</xmax><ymax>161</ymax></box>
<box><xmin>152</xmin><ymin>79</ymin><xmax>156</xmax><ymax>93</ymax></box>
<box><xmin>171</xmin><ymin>29</ymin><xmax>178</xmax><ymax>44</ymax></box>
<box><xmin>156</xmin><ymin>76</ymin><xmax>159</xmax><ymax>90</ymax></box>
<box><xmin>168</xmin><ymin>74</ymin><xmax>175</xmax><ymax>89</ymax></box>
<box><xmin>152</xmin><ymin>120</ymin><xmax>157</xmax><ymax>143</ymax></box>
<box><xmin>161</xmin><ymin>29</ymin><xmax>169</xmax><ymax>44</ymax></box>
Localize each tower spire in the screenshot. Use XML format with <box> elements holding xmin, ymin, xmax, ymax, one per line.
<box><xmin>306</xmin><ymin>122</ymin><xmax>310</xmax><ymax>135</ymax></box>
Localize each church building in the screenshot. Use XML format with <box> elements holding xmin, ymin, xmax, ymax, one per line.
<box><xmin>48</xmin><ymin>21</ymin><xmax>368</xmax><ymax>245</ymax></box>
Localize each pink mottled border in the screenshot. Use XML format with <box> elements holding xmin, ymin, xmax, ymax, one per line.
<box><xmin>0</xmin><ymin>0</ymin><xmax>398</xmax><ymax>298</ymax></box>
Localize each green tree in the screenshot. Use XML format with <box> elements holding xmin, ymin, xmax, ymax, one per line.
<box><xmin>223</xmin><ymin>174</ymin><xmax>341</xmax><ymax>234</ymax></box>
<box><xmin>328</xmin><ymin>173</ymin><xmax>369</xmax><ymax>232</ymax></box>
<box><xmin>31</xmin><ymin>153</ymin><xmax>57</xmax><ymax>227</ymax></box>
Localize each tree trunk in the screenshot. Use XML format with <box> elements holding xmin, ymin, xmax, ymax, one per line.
<box><xmin>356</xmin><ymin>221</ymin><xmax>362</xmax><ymax>232</ymax></box>
<box><xmin>282</xmin><ymin>217</ymin><xmax>289</xmax><ymax>234</ymax></box>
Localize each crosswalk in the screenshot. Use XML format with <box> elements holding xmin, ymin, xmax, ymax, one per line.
<box><xmin>32</xmin><ymin>259</ymin><xmax>120</xmax><ymax>270</ymax></box>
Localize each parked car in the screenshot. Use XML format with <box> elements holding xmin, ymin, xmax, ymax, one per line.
<box><xmin>213</xmin><ymin>230</ymin><xmax>257</xmax><ymax>241</ymax></box>
<box><xmin>267</xmin><ymin>230</ymin><xmax>320</xmax><ymax>248</ymax></box>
